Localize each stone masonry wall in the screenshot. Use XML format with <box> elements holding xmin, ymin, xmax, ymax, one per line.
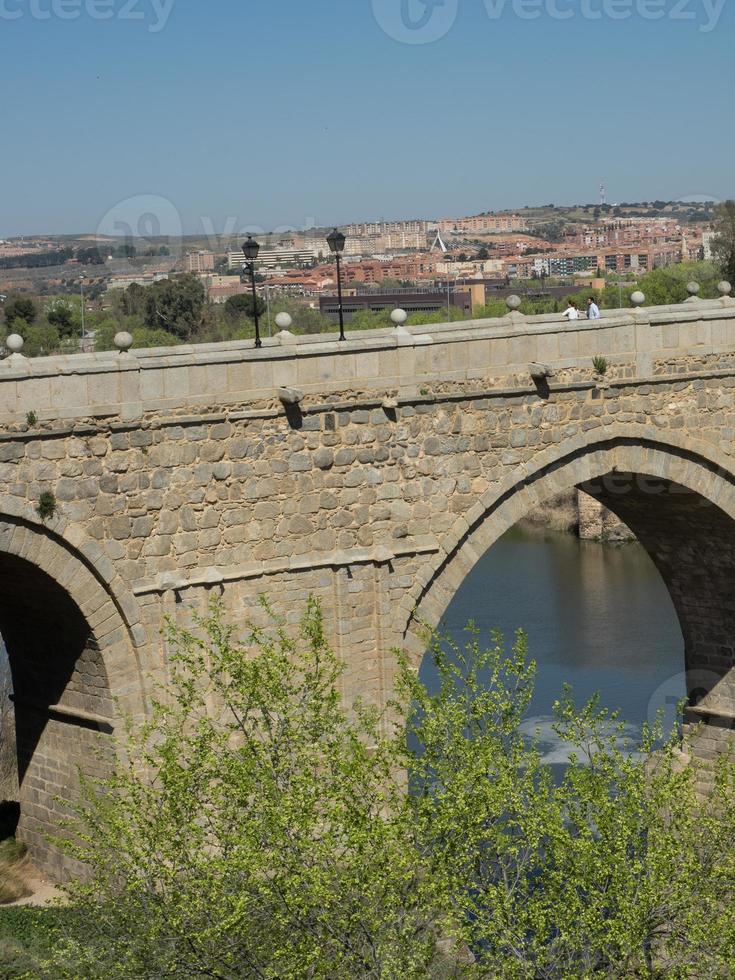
<box><xmin>2</xmin><ymin>299</ymin><xmax>735</xmax><ymax>873</ymax></box>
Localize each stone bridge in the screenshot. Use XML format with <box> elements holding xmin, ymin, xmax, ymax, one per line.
<box><xmin>3</xmin><ymin>290</ymin><xmax>735</xmax><ymax>876</ymax></box>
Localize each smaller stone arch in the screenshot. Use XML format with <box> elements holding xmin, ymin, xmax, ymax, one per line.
<box><xmin>0</xmin><ymin>514</ymin><xmax>147</xmax><ymax>878</ymax></box>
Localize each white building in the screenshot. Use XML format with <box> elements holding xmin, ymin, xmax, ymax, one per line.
<box><xmin>227</xmin><ymin>246</ymin><xmax>320</xmax><ymax>271</ymax></box>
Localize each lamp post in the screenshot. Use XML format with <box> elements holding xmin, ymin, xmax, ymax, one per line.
<box><xmin>242</xmin><ymin>236</ymin><xmax>262</xmax><ymax>348</ymax></box>
<box><xmin>79</xmin><ymin>274</ymin><xmax>86</xmax><ymax>344</ymax></box>
<box><xmin>326</xmin><ymin>228</ymin><xmax>346</xmax><ymax>341</ymax></box>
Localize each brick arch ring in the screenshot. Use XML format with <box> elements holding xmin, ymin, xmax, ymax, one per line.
<box><xmin>398</xmin><ymin>423</ymin><xmax>735</xmax><ymax>664</ymax></box>
<box><xmin>0</xmin><ymin>505</ymin><xmax>149</xmax><ymax>724</ymax></box>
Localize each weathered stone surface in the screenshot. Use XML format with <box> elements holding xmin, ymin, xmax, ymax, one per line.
<box><xmin>314</xmin><ymin>448</ymin><xmax>334</xmax><ymax>470</ymax></box>
<box><xmin>3</xmin><ymin>301</ymin><xmax>735</xmax><ymax>880</ymax></box>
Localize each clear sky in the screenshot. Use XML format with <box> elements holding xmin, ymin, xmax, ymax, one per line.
<box><xmin>1</xmin><ymin>0</ymin><xmax>732</xmax><ymax>237</ymax></box>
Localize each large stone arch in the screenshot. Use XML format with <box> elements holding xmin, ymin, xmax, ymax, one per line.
<box><xmin>397</xmin><ymin>426</ymin><xmax>735</xmax><ymax>753</ymax></box>
<box><xmin>0</xmin><ymin>513</ymin><xmax>147</xmax><ymax>879</ymax></box>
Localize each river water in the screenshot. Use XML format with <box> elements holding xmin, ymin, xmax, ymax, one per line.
<box><xmin>420</xmin><ymin>526</ymin><xmax>686</xmax><ymax>765</ymax></box>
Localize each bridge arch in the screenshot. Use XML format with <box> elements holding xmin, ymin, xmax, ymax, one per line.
<box><xmin>0</xmin><ymin>513</ymin><xmax>147</xmax><ymax>879</ymax></box>
<box><xmin>399</xmin><ymin>427</ymin><xmax>735</xmax><ymax>738</ymax></box>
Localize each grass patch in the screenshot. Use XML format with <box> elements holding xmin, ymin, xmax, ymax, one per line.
<box><xmin>0</xmin><ymin>906</ymin><xmax>66</xmax><ymax>978</ymax></box>
<box><xmin>0</xmin><ymin>840</ymin><xmax>31</xmax><ymax>905</ymax></box>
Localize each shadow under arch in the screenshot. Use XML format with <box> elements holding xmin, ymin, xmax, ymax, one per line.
<box><xmin>399</xmin><ymin>432</ymin><xmax>735</xmax><ymax>750</ymax></box>
<box><xmin>0</xmin><ymin>513</ymin><xmax>148</xmax><ymax>879</ymax></box>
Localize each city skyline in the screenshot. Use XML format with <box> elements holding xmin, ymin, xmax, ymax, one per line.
<box><xmin>0</xmin><ymin>195</ymin><xmax>720</xmax><ymax>243</ymax></box>
<box><xmin>2</xmin><ymin>1</ymin><xmax>733</xmax><ymax>237</ymax></box>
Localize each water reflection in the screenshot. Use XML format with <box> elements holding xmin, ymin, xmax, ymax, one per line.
<box><xmin>421</xmin><ymin>525</ymin><xmax>686</xmax><ymax>764</ymax></box>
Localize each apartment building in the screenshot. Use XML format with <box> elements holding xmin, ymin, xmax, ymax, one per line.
<box><xmin>106</xmin><ymin>272</ymin><xmax>169</xmax><ymax>291</ymax></box>
<box><xmin>437</xmin><ymin>213</ymin><xmax>529</xmax><ymax>234</ymax></box>
<box><xmin>186</xmin><ymin>250</ymin><xmax>215</xmax><ymax>273</ymax></box>
<box><xmin>227</xmin><ymin>245</ymin><xmax>319</xmax><ymax>271</ymax></box>
<box><xmin>345</xmin><ymin>220</ymin><xmax>429</xmax><ymax>237</ymax></box>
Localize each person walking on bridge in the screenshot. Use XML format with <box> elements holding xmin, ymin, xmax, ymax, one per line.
<box><xmin>587</xmin><ymin>297</ymin><xmax>601</xmax><ymax>319</ymax></box>
<box><xmin>562</xmin><ymin>300</ymin><xmax>579</xmax><ymax>320</ymax></box>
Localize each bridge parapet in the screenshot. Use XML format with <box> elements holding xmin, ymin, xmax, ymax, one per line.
<box><xmin>0</xmin><ymin>293</ymin><xmax>733</xmax><ymax>423</ymax></box>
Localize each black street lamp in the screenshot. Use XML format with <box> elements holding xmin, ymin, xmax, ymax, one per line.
<box><xmin>326</xmin><ymin>228</ymin><xmax>347</xmax><ymax>341</ymax></box>
<box><xmin>242</xmin><ymin>236</ymin><xmax>262</xmax><ymax>348</ymax></box>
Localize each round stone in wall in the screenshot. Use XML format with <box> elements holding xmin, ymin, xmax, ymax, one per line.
<box><xmin>114</xmin><ymin>331</ymin><xmax>134</xmax><ymax>351</ymax></box>
<box><xmin>686</xmin><ymin>281</ymin><xmax>700</xmax><ymax>296</ymax></box>
<box><xmin>391</xmin><ymin>309</ymin><xmax>408</xmax><ymax>326</ymax></box>
<box><xmin>506</xmin><ymin>295</ymin><xmax>522</xmax><ymax>311</ymax></box>
<box><xmin>718</xmin><ymin>281</ymin><xmax>732</xmax><ymax>296</ymax></box>
<box><xmin>275</xmin><ymin>312</ymin><xmax>293</xmax><ymax>330</ymax></box>
<box><xmin>630</xmin><ymin>291</ymin><xmax>645</xmax><ymax>307</ymax></box>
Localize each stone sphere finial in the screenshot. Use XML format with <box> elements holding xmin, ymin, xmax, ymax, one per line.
<box><xmin>718</xmin><ymin>281</ymin><xmax>732</xmax><ymax>296</ymax></box>
<box><xmin>5</xmin><ymin>333</ymin><xmax>24</xmax><ymax>353</ymax></box>
<box><xmin>114</xmin><ymin>331</ymin><xmax>134</xmax><ymax>352</ymax></box>
<box><xmin>390</xmin><ymin>308</ymin><xmax>408</xmax><ymax>327</ymax></box>
<box><xmin>275</xmin><ymin>312</ymin><xmax>293</xmax><ymax>330</ymax></box>
<box><xmin>506</xmin><ymin>294</ymin><xmax>522</xmax><ymax>311</ymax></box>
<box><xmin>686</xmin><ymin>281</ymin><xmax>701</xmax><ymax>296</ymax></box>
<box><xmin>630</xmin><ymin>291</ymin><xmax>645</xmax><ymax>307</ymax></box>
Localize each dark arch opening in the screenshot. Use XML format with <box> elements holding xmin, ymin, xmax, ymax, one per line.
<box><xmin>0</xmin><ymin>551</ymin><xmax>115</xmax><ymax>877</ymax></box>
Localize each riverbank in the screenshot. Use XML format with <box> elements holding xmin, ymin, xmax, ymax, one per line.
<box><xmin>519</xmin><ymin>489</ymin><xmax>635</xmax><ymax>543</ymax></box>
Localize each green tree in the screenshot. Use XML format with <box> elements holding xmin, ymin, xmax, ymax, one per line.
<box><xmin>38</xmin><ymin>602</ymin><xmax>735</xmax><ymax>979</ymax></box>
<box><xmin>121</xmin><ymin>283</ymin><xmax>147</xmax><ymax>318</ymax></box>
<box><xmin>223</xmin><ymin>292</ymin><xmax>266</xmax><ymax>321</ymax></box>
<box><xmin>144</xmin><ymin>275</ymin><xmax>205</xmax><ymax>339</ymax></box>
<box><xmin>635</xmin><ymin>261</ymin><xmax>719</xmax><ymax>306</ymax></box>
<box><xmin>46</xmin><ymin>301</ymin><xmax>78</xmax><ymax>337</ymax></box>
<box><xmin>710</xmin><ymin>199</ymin><xmax>735</xmax><ymax>285</ymax></box>
<box><xmin>49</xmin><ymin>601</ymin><xmax>444</xmax><ymax>980</ymax></box>
<box><xmin>3</xmin><ymin>296</ymin><xmax>37</xmax><ymax>325</ymax></box>
<box><xmin>349</xmin><ymin>308</ymin><xmax>394</xmax><ymax>331</ymax></box>
<box><xmin>94</xmin><ymin>317</ymin><xmax>184</xmax><ymax>352</ymax></box>
<box><xmin>289</xmin><ymin>306</ymin><xmax>333</xmax><ymax>334</ymax></box>
<box><xmin>19</xmin><ymin>322</ymin><xmax>62</xmax><ymax>357</ymax></box>
<box><xmin>471</xmin><ymin>298</ymin><xmax>512</xmax><ymax>319</ymax></box>
<box><xmin>407</xmin><ymin>306</ymin><xmax>467</xmax><ymax>325</ymax></box>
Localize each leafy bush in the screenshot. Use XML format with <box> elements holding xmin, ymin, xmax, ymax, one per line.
<box><xmin>0</xmin><ymin>908</ymin><xmax>65</xmax><ymax>977</ymax></box>
<box><xmin>38</xmin><ymin>602</ymin><xmax>735</xmax><ymax>978</ymax></box>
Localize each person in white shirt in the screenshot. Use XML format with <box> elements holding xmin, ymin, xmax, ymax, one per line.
<box><xmin>587</xmin><ymin>297</ymin><xmax>601</xmax><ymax>319</ymax></box>
<box><xmin>562</xmin><ymin>301</ymin><xmax>579</xmax><ymax>320</ymax></box>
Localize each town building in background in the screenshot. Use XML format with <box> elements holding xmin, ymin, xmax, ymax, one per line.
<box><xmin>436</xmin><ymin>213</ymin><xmax>529</xmax><ymax>234</ymax></box>
<box><xmin>186</xmin><ymin>250</ymin><xmax>215</xmax><ymax>273</ymax></box>
<box><xmin>226</xmin><ymin>244</ymin><xmax>320</xmax><ymax>271</ymax></box>
<box><xmin>106</xmin><ymin>272</ymin><xmax>170</xmax><ymax>291</ymax></box>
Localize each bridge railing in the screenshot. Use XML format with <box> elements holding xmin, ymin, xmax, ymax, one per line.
<box><xmin>0</xmin><ymin>284</ymin><xmax>733</xmax><ymax>424</ymax></box>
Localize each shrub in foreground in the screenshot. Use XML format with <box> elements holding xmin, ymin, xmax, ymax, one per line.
<box><xmin>31</xmin><ymin>600</ymin><xmax>735</xmax><ymax>978</ymax></box>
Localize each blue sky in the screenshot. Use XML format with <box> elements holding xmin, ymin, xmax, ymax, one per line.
<box><xmin>1</xmin><ymin>0</ymin><xmax>732</xmax><ymax>236</ymax></box>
